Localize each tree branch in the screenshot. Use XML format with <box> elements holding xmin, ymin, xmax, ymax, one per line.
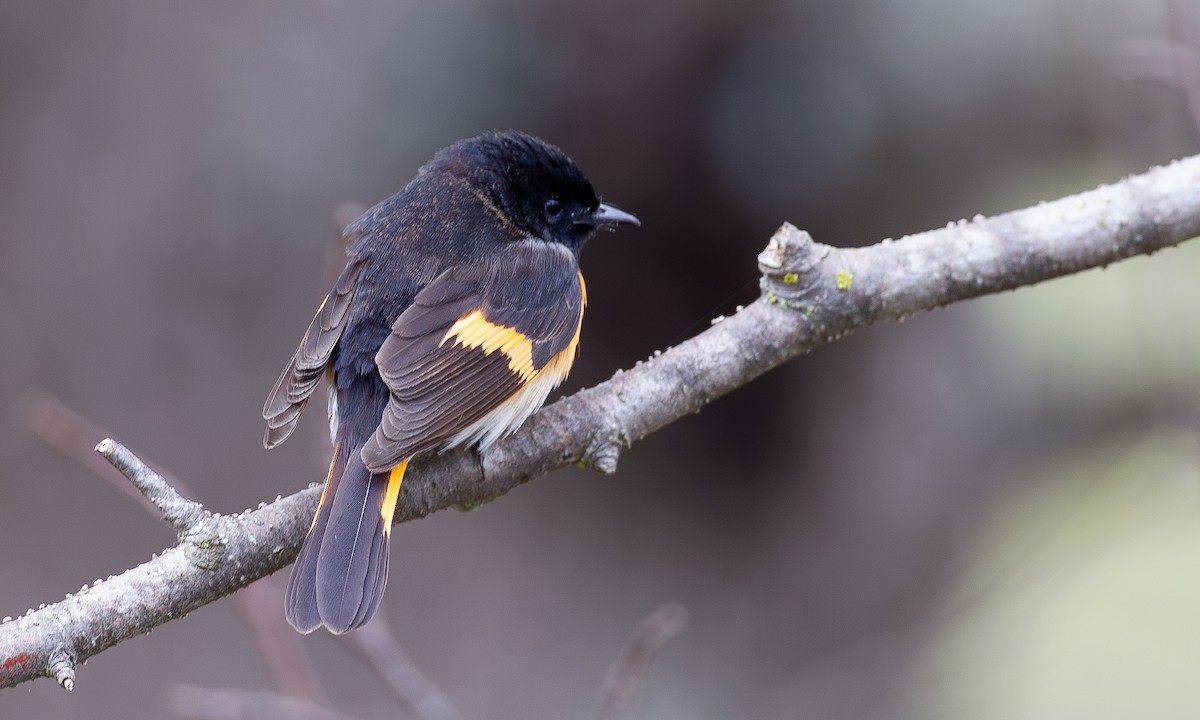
<box><xmin>3</xmin><ymin>155</ymin><xmax>1199</xmax><ymax>690</ymax></box>
<box><xmin>17</xmin><ymin>393</ymin><xmax>331</xmax><ymax>704</ymax></box>
<box><xmin>595</xmin><ymin>602</ymin><xmax>688</xmax><ymax>720</ymax></box>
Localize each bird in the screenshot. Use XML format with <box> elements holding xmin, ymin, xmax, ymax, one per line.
<box><xmin>262</xmin><ymin>131</ymin><xmax>639</xmax><ymax>634</ymax></box>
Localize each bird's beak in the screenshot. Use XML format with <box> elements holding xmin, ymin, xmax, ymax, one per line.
<box><xmin>586</xmin><ymin>203</ymin><xmax>640</xmax><ymax>228</ymax></box>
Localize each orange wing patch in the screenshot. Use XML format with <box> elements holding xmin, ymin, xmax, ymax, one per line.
<box><xmin>440</xmin><ymin>310</ymin><xmax>537</xmax><ymax>382</ymax></box>
<box><xmin>438</xmin><ymin>291</ymin><xmax>584</xmax><ymax>452</ymax></box>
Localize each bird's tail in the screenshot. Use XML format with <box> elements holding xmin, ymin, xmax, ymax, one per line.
<box><xmin>285</xmin><ymin>443</ymin><xmax>407</xmax><ymax>634</ymax></box>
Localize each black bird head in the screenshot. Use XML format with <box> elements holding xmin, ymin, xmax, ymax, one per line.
<box><xmin>427</xmin><ymin>131</ymin><xmax>639</xmax><ymax>250</ymax></box>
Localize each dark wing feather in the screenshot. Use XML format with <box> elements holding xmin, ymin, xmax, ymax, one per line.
<box><xmin>263</xmin><ymin>258</ymin><xmax>364</xmax><ymax>448</ymax></box>
<box><xmin>360</xmin><ymin>257</ymin><xmax>582</xmax><ymax>473</ymax></box>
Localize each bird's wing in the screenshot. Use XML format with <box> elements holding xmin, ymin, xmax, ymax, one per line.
<box><xmin>263</xmin><ymin>258</ymin><xmax>365</xmax><ymax>448</ymax></box>
<box><xmin>360</xmin><ymin>254</ymin><xmax>583</xmax><ymax>472</ymax></box>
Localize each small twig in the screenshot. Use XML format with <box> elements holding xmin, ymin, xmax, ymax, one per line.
<box><xmin>95</xmin><ymin>438</ymin><xmax>209</xmax><ymax>535</ymax></box>
<box><xmin>168</xmin><ymin>684</ymin><xmax>362</xmax><ymax>720</ymax></box>
<box><xmin>596</xmin><ymin>602</ymin><xmax>688</xmax><ymax>720</ymax></box>
<box><xmin>341</xmin><ymin>612</ymin><xmax>463</xmax><ymax>720</ymax></box>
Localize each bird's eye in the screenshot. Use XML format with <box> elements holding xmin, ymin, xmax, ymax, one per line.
<box><xmin>544</xmin><ymin>197</ymin><xmax>563</xmax><ymax>221</ymax></box>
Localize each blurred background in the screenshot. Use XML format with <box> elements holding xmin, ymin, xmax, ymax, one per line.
<box><xmin>2</xmin><ymin>0</ymin><xmax>1199</xmax><ymax>718</ymax></box>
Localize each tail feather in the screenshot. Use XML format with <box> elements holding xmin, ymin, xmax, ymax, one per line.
<box><xmin>285</xmin><ymin>447</ymin><xmax>407</xmax><ymax>634</ymax></box>
<box><xmin>354</xmin><ymin>459</ymin><xmax>406</xmax><ymax>629</ymax></box>
<box><xmin>285</xmin><ymin>441</ymin><xmax>347</xmax><ymax>634</ymax></box>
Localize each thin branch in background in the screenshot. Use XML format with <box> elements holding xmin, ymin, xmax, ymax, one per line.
<box><xmin>15</xmin><ymin>392</ymin><xmax>159</xmax><ymax>512</ymax></box>
<box><xmin>1109</xmin><ymin>0</ymin><xmax>1200</xmax><ymax>131</ymax></box>
<box><xmin>230</xmin><ymin>580</ymin><xmax>331</xmax><ymax>708</ymax></box>
<box><xmin>340</xmin><ymin>611</ymin><xmax>464</xmax><ymax>720</ymax></box>
<box><xmin>1112</xmin><ymin>0</ymin><xmax>1200</xmax><ymax>134</ymax></box>
<box><xmin>18</xmin><ymin>392</ymin><xmax>204</xmax><ymax>525</ymax></box>
<box><xmin>596</xmin><ymin>602</ymin><xmax>688</xmax><ymax>720</ymax></box>
<box><xmin>1111</xmin><ymin>38</ymin><xmax>1200</xmax><ymax>130</ymax></box>
<box><xmin>168</xmin><ymin>685</ymin><xmax>362</xmax><ymax>720</ymax></box>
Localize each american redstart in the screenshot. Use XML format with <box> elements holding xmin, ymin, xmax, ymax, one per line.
<box><xmin>263</xmin><ymin>131</ymin><xmax>639</xmax><ymax>634</ymax></box>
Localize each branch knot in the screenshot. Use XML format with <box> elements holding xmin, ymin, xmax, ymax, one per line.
<box><xmin>581</xmin><ymin>431</ymin><xmax>625</xmax><ymax>475</ymax></box>
<box><xmin>181</xmin><ymin>521</ymin><xmax>227</xmax><ymax>571</ymax></box>
<box><xmin>757</xmin><ymin>223</ymin><xmax>827</xmax><ymax>312</ymax></box>
<box><xmin>48</xmin><ymin>648</ymin><xmax>74</xmax><ymax>691</ymax></box>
